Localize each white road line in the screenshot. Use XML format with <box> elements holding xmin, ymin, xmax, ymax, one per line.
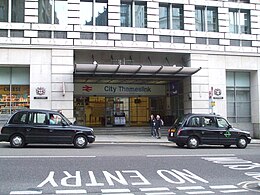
<box><xmin>101</xmin><ymin>189</ymin><xmax>131</xmax><ymax>193</ymax></box>
<box><xmin>147</xmin><ymin>154</ymin><xmax>235</xmax><ymax>157</ymax></box>
<box><xmin>220</xmin><ymin>189</ymin><xmax>249</xmax><ymax>193</ymax></box>
<box><xmin>145</xmin><ymin>192</ymin><xmax>176</xmax><ymax>195</ymax></box>
<box><xmin>10</xmin><ymin>191</ymin><xmax>42</xmax><ymax>195</ymax></box>
<box><xmin>186</xmin><ymin>191</ymin><xmax>215</xmax><ymax>194</ymax></box>
<box><xmin>0</xmin><ymin>156</ymin><xmax>96</xmax><ymax>158</ymax></box>
<box><xmin>177</xmin><ymin>186</ymin><xmax>205</xmax><ymax>190</ymax></box>
<box><xmin>56</xmin><ymin>189</ymin><xmax>87</xmax><ymax>194</ymax></box>
<box><xmin>101</xmin><ymin>194</ymin><xmax>134</xmax><ymax>195</ymax></box>
<box><xmin>209</xmin><ymin>185</ymin><xmax>238</xmax><ymax>189</ymax></box>
<box><xmin>139</xmin><ymin>187</ymin><xmax>170</xmax><ymax>191</ymax></box>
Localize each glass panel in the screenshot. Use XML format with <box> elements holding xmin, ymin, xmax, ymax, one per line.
<box><xmin>11</xmin><ymin>0</ymin><xmax>24</xmax><ymax>22</ymax></box>
<box><xmin>159</xmin><ymin>4</ymin><xmax>169</xmax><ymax>29</ymax></box>
<box><xmin>54</xmin><ymin>0</ymin><xmax>68</xmax><ymax>25</ymax></box>
<box><xmin>10</xmin><ymin>30</ymin><xmax>24</xmax><ymax>37</ymax></box>
<box><xmin>11</xmin><ymin>68</ymin><xmax>30</xmax><ymax>85</ymax></box>
<box><xmin>95</xmin><ymin>0</ymin><xmax>107</xmax><ymax>26</ymax></box>
<box><xmin>227</xmin><ymin>102</ymin><xmax>235</xmax><ymax>117</ymax></box>
<box><xmin>96</xmin><ymin>32</ymin><xmax>108</xmax><ymax>40</ymax></box>
<box><xmin>54</xmin><ymin>31</ymin><xmax>67</xmax><ymax>38</ymax></box>
<box><xmin>237</xmin><ymin>102</ymin><xmax>250</xmax><ymax>117</ymax></box>
<box><xmin>38</xmin><ymin>0</ymin><xmax>53</xmax><ymax>24</ymax></box>
<box><xmin>235</xmin><ymin>72</ymin><xmax>250</xmax><ymax>87</ymax></box>
<box><xmin>207</xmin><ymin>7</ymin><xmax>218</xmax><ymax>32</ymax></box>
<box><xmin>80</xmin><ymin>32</ymin><xmax>93</xmax><ymax>39</ymax></box>
<box><xmin>80</xmin><ymin>0</ymin><xmax>93</xmax><ymax>25</ymax></box>
<box><xmin>173</xmin><ymin>36</ymin><xmax>184</xmax><ymax>43</ymax></box>
<box><xmin>226</xmin><ymin>72</ymin><xmax>234</xmax><ymax>86</ymax></box>
<box><xmin>135</xmin><ymin>34</ymin><xmax>147</xmax><ymax>41</ymax></box>
<box><xmin>86</xmin><ymin>96</ymin><xmax>105</xmax><ymax>126</ymax></box>
<box><xmin>196</xmin><ymin>37</ymin><xmax>207</xmax><ymax>44</ymax></box>
<box><xmin>226</xmin><ymin>89</ymin><xmax>235</xmax><ymax>101</ymax></box>
<box><xmin>208</xmin><ymin>38</ymin><xmax>219</xmax><ymax>45</ymax></box>
<box><xmin>195</xmin><ymin>7</ymin><xmax>205</xmax><ymax>31</ymax></box>
<box><xmin>130</xmin><ymin>97</ymin><xmax>149</xmax><ymax>126</ymax></box>
<box><xmin>0</xmin><ymin>29</ymin><xmax>7</xmax><ymax>37</ymax></box>
<box><xmin>236</xmin><ymin>89</ymin><xmax>250</xmax><ymax>101</ymax></box>
<box><xmin>135</xmin><ymin>2</ymin><xmax>147</xmax><ymax>28</ymax></box>
<box><xmin>121</xmin><ymin>1</ymin><xmax>132</xmax><ymax>27</ymax></box>
<box><xmin>230</xmin><ymin>39</ymin><xmax>240</xmax><ymax>46</ymax></box>
<box><xmin>172</xmin><ymin>5</ymin><xmax>183</xmax><ymax>30</ymax></box>
<box><xmin>38</xmin><ymin>31</ymin><xmax>52</xmax><ymax>38</ymax></box>
<box><xmin>160</xmin><ymin>35</ymin><xmax>171</xmax><ymax>43</ymax></box>
<box><xmin>229</xmin><ymin>9</ymin><xmax>239</xmax><ymax>33</ymax></box>
<box><xmin>0</xmin><ymin>0</ymin><xmax>8</xmax><ymax>22</ymax></box>
<box><xmin>121</xmin><ymin>33</ymin><xmax>133</xmax><ymax>41</ymax></box>
<box><xmin>240</xmin><ymin>10</ymin><xmax>250</xmax><ymax>34</ymax></box>
<box><xmin>0</xmin><ymin>68</ymin><xmax>11</xmax><ymax>84</ymax></box>
<box><xmin>241</xmin><ymin>40</ymin><xmax>251</xmax><ymax>47</ymax></box>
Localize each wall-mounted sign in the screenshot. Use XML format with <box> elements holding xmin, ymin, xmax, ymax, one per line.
<box><xmin>209</xmin><ymin>87</ymin><xmax>223</xmax><ymax>100</ymax></box>
<box><xmin>75</xmin><ymin>83</ymin><xmax>166</xmax><ymax>96</ymax></box>
<box><xmin>35</xmin><ymin>87</ymin><xmax>48</xmax><ymax>99</ymax></box>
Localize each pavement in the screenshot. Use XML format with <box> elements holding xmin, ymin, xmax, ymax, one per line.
<box><xmin>95</xmin><ymin>134</ymin><xmax>260</xmax><ymax>144</ymax></box>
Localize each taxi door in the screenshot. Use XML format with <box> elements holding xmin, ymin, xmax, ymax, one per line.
<box><xmin>217</xmin><ymin>117</ymin><xmax>237</xmax><ymax>144</ymax></box>
<box><xmin>200</xmin><ymin>116</ymin><xmax>220</xmax><ymax>144</ymax></box>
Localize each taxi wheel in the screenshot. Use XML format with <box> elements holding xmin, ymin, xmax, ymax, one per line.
<box><xmin>187</xmin><ymin>136</ymin><xmax>199</xmax><ymax>149</ymax></box>
<box><xmin>236</xmin><ymin>137</ymin><xmax>247</xmax><ymax>149</ymax></box>
<box><xmin>74</xmin><ymin>135</ymin><xmax>88</xmax><ymax>148</ymax></box>
<box><xmin>10</xmin><ymin>134</ymin><xmax>25</xmax><ymax>148</ymax></box>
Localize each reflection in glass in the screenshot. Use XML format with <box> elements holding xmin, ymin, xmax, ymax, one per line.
<box><xmin>54</xmin><ymin>0</ymin><xmax>67</xmax><ymax>25</ymax></box>
<box><xmin>195</xmin><ymin>7</ymin><xmax>205</xmax><ymax>31</ymax></box>
<box><xmin>135</xmin><ymin>2</ymin><xmax>146</xmax><ymax>28</ymax></box>
<box><xmin>95</xmin><ymin>0</ymin><xmax>107</xmax><ymax>26</ymax></box>
<box><xmin>159</xmin><ymin>4</ymin><xmax>169</xmax><ymax>29</ymax></box>
<box><xmin>11</xmin><ymin>0</ymin><xmax>25</xmax><ymax>22</ymax></box>
<box><xmin>80</xmin><ymin>0</ymin><xmax>93</xmax><ymax>25</ymax></box>
<box><xmin>38</xmin><ymin>0</ymin><xmax>52</xmax><ymax>24</ymax></box>
<box><xmin>172</xmin><ymin>5</ymin><xmax>184</xmax><ymax>30</ymax></box>
<box><xmin>0</xmin><ymin>0</ymin><xmax>8</xmax><ymax>22</ymax></box>
<box><xmin>207</xmin><ymin>7</ymin><xmax>218</xmax><ymax>32</ymax></box>
<box><xmin>121</xmin><ymin>1</ymin><xmax>132</xmax><ymax>27</ymax></box>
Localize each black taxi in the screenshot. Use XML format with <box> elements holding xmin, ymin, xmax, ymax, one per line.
<box><xmin>0</xmin><ymin>109</ymin><xmax>95</xmax><ymax>148</ymax></box>
<box><xmin>168</xmin><ymin>113</ymin><xmax>251</xmax><ymax>149</ymax></box>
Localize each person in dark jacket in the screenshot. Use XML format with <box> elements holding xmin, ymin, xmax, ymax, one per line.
<box><xmin>154</xmin><ymin>114</ymin><xmax>163</xmax><ymax>139</ymax></box>
<box><xmin>149</xmin><ymin>114</ymin><xmax>155</xmax><ymax>137</ymax></box>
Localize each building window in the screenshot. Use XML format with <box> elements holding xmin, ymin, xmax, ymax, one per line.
<box><xmin>0</xmin><ymin>0</ymin><xmax>24</xmax><ymax>23</ymax></box>
<box><xmin>10</xmin><ymin>30</ymin><xmax>24</xmax><ymax>37</ymax></box>
<box><xmin>80</xmin><ymin>0</ymin><xmax>107</xmax><ymax>26</ymax></box>
<box><xmin>229</xmin><ymin>9</ymin><xmax>250</xmax><ymax>34</ymax></box>
<box><xmin>195</xmin><ymin>6</ymin><xmax>218</xmax><ymax>32</ymax></box>
<box><xmin>121</xmin><ymin>34</ymin><xmax>133</xmax><ymax>41</ymax></box>
<box><xmin>80</xmin><ymin>32</ymin><xmax>93</xmax><ymax>39</ymax></box>
<box><xmin>0</xmin><ymin>67</ymin><xmax>30</xmax><ymax>115</ymax></box>
<box><xmin>38</xmin><ymin>31</ymin><xmax>52</xmax><ymax>38</ymax></box>
<box><xmin>38</xmin><ymin>0</ymin><xmax>68</xmax><ymax>25</ymax></box>
<box><xmin>227</xmin><ymin>72</ymin><xmax>251</xmax><ymax>123</ymax></box>
<box><xmin>120</xmin><ymin>1</ymin><xmax>147</xmax><ymax>28</ymax></box>
<box><xmin>159</xmin><ymin>4</ymin><xmax>184</xmax><ymax>30</ymax></box>
<box><xmin>228</xmin><ymin>0</ymin><xmax>249</xmax><ymax>2</ymax></box>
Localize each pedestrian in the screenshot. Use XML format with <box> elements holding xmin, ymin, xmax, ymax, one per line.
<box><xmin>149</xmin><ymin>114</ymin><xmax>155</xmax><ymax>137</ymax></box>
<box><xmin>154</xmin><ymin>114</ymin><xmax>164</xmax><ymax>139</ymax></box>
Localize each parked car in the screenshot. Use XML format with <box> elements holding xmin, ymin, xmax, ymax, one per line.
<box><xmin>0</xmin><ymin>109</ymin><xmax>95</xmax><ymax>148</ymax></box>
<box><xmin>168</xmin><ymin>113</ymin><xmax>251</xmax><ymax>149</ymax></box>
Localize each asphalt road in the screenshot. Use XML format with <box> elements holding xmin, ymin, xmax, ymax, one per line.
<box><xmin>0</xmin><ymin>142</ymin><xmax>259</xmax><ymax>195</ymax></box>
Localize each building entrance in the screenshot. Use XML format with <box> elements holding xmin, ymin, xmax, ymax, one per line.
<box><xmin>74</xmin><ymin>96</ymin><xmax>157</xmax><ymax>127</ymax></box>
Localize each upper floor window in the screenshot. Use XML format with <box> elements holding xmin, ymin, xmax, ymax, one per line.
<box><xmin>228</xmin><ymin>0</ymin><xmax>249</xmax><ymax>2</ymax></box>
<box><xmin>229</xmin><ymin>9</ymin><xmax>250</xmax><ymax>34</ymax></box>
<box><xmin>0</xmin><ymin>0</ymin><xmax>24</xmax><ymax>23</ymax></box>
<box><xmin>159</xmin><ymin>3</ymin><xmax>184</xmax><ymax>30</ymax></box>
<box><xmin>80</xmin><ymin>0</ymin><xmax>107</xmax><ymax>26</ymax></box>
<box><xmin>120</xmin><ymin>1</ymin><xmax>147</xmax><ymax>28</ymax></box>
<box><xmin>195</xmin><ymin>6</ymin><xmax>218</xmax><ymax>32</ymax></box>
<box><xmin>38</xmin><ymin>0</ymin><xmax>68</xmax><ymax>25</ymax></box>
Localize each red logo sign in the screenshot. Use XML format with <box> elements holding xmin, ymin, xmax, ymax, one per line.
<box><xmin>82</xmin><ymin>85</ymin><xmax>93</xmax><ymax>92</ymax></box>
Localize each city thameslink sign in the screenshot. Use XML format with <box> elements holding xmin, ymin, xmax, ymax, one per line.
<box><xmin>74</xmin><ymin>83</ymin><xmax>166</xmax><ymax>96</ymax></box>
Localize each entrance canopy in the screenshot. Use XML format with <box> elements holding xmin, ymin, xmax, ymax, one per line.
<box><xmin>74</xmin><ymin>63</ymin><xmax>201</xmax><ymax>77</ymax></box>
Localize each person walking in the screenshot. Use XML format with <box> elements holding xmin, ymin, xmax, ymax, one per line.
<box><xmin>149</xmin><ymin>114</ymin><xmax>155</xmax><ymax>137</ymax></box>
<box><xmin>154</xmin><ymin>114</ymin><xmax>164</xmax><ymax>139</ymax></box>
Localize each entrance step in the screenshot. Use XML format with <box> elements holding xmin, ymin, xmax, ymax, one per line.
<box><xmin>93</xmin><ymin>126</ymin><xmax>169</xmax><ymax>136</ymax></box>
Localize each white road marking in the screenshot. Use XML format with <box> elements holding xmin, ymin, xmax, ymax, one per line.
<box><xmin>147</xmin><ymin>154</ymin><xmax>235</xmax><ymax>157</ymax></box>
<box><xmin>177</xmin><ymin>186</ymin><xmax>205</xmax><ymax>190</ymax></box>
<box><xmin>139</xmin><ymin>187</ymin><xmax>170</xmax><ymax>191</ymax></box>
<box><xmin>0</xmin><ymin>156</ymin><xmax>96</xmax><ymax>158</ymax></box>
<box><xmin>101</xmin><ymin>189</ymin><xmax>131</xmax><ymax>193</ymax></box>
<box><xmin>209</xmin><ymin>185</ymin><xmax>237</xmax><ymax>189</ymax></box>
<box><xmin>56</xmin><ymin>189</ymin><xmax>87</xmax><ymax>194</ymax></box>
<box><xmin>186</xmin><ymin>191</ymin><xmax>215</xmax><ymax>194</ymax></box>
<box><xmin>220</xmin><ymin>189</ymin><xmax>249</xmax><ymax>193</ymax></box>
<box><xmin>10</xmin><ymin>191</ymin><xmax>42</xmax><ymax>194</ymax></box>
<box><xmin>145</xmin><ymin>192</ymin><xmax>176</xmax><ymax>195</ymax></box>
